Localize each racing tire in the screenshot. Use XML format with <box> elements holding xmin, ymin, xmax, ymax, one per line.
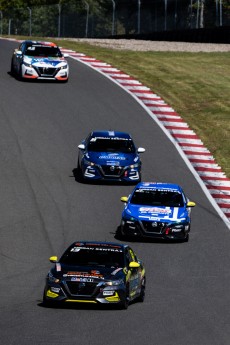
<box><xmin>76</xmin><ymin>160</ymin><xmax>84</xmax><ymax>183</ymax></box>
<box><xmin>42</xmin><ymin>293</ymin><xmax>50</xmax><ymax>307</ymax></box>
<box><xmin>120</xmin><ymin>286</ymin><xmax>129</xmax><ymax>310</ymax></box>
<box><xmin>184</xmin><ymin>233</ymin><xmax>189</xmax><ymax>242</ymax></box>
<box><xmin>11</xmin><ymin>60</ymin><xmax>15</xmax><ymax>75</ymax></box>
<box><xmin>115</xmin><ymin>225</ymin><xmax>128</xmax><ymax>241</ymax></box>
<box><xmin>16</xmin><ymin>64</ymin><xmax>23</xmax><ymax>81</ymax></box>
<box><xmin>42</xmin><ymin>290</ymin><xmax>56</xmax><ymax>308</ymax></box>
<box><xmin>137</xmin><ymin>278</ymin><xmax>146</xmax><ymax>303</ymax></box>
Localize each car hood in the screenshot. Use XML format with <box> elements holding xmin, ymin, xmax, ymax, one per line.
<box><xmin>24</xmin><ymin>55</ymin><xmax>67</xmax><ymax>67</ymax></box>
<box><xmin>126</xmin><ymin>204</ymin><xmax>188</xmax><ymax>222</ymax></box>
<box><xmin>85</xmin><ymin>151</ymin><xmax>139</xmax><ymax>166</ymax></box>
<box><xmin>52</xmin><ymin>264</ymin><xmax>124</xmax><ymax>281</ymax></box>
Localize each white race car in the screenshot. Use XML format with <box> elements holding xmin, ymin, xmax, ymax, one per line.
<box><xmin>11</xmin><ymin>40</ymin><xmax>69</xmax><ymax>82</ymax></box>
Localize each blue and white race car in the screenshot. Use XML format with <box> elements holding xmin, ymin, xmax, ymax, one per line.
<box><xmin>11</xmin><ymin>40</ymin><xmax>69</xmax><ymax>82</ymax></box>
<box><xmin>119</xmin><ymin>182</ymin><xmax>196</xmax><ymax>242</ymax></box>
<box><xmin>77</xmin><ymin>131</ymin><xmax>145</xmax><ymax>183</ymax></box>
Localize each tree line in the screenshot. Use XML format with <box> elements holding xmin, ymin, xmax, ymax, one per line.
<box><xmin>0</xmin><ymin>0</ymin><xmax>229</xmax><ymax>38</ymax></box>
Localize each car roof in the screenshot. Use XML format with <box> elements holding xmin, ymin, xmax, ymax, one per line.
<box><xmin>90</xmin><ymin>131</ymin><xmax>132</xmax><ymax>139</ymax></box>
<box><xmin>134</xmin><ymin>182</ymin><xmax>183</xmax><ymax>192</ymax></box>
<box><xmin>69</xmin><ymin>241</ymin><xmax>128</xmax><ymax>250</ymax></box>
<box><xmin>23</xmin><ymin>40</ymin><xmax>57</xmax><ymax>47</ymax></box>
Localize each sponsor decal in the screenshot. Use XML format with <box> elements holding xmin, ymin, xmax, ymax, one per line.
<box><xmin>91</xmin><ymin>270</ymin><xmax>101</xmax><ymax>275</ymax></box>
<box><xmin>71</xmin><ymin>277</ymin><xmax>94</xmax><ymax>282</ymax></box>
<box><xmin>71</xmin><ymin>246</ymin><xmax>122</xmax><ymax>252</ymax></box>
<box><xmin>139</xmin><ymin>216</ymin><xmax>162</xmax><ymax>221</ymax></box>
<box><xmin>171</xmin><ymin>228</ymin><xmax>182</xmax><ymax>233</ymax></box>
<box><xmin>139</xmin><ymin>207</ymin><xmax>172</xmax><ymax>214</ymax></box>
<box><xmin>90</xmin><ymin>137</ymin><xmax>131</xmax><ymax>142</ymax></box>
<box><xmin>64</xmin><ymin>271</ymin><xmax>104</xmax><ymax>279</ymax></box>
<box><xmin>56</xmin><ymin>263</ymin><xmax>61</xmax><ymax>272</ymax></box>
<box><xmin>99</xmin><ymin>155</ymin><xmax>125</xmax><ymax>160</ymax></box>
<box><xmin>103</xmin><ymin>291</ymin><xmax>114</xmax><ymax>296</ymax></box>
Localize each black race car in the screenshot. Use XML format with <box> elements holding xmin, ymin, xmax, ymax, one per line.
<box><xmin>43</xmin><ymin>241</ymin><xmax>146</xmax><ymax>309</ymax></box>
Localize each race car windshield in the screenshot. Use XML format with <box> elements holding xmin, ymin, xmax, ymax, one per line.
<box><xmin>25</xmin><ymin>46</ymin><xmax>62</xmax><ymax>57</ymax></box>
<box><xmin>88</xmin><ymin>138</ymin><xmax>135</xmax><ymax>153</ymax></box>
<box><xmin>60</xmin><ymin>247</ymin><xmax>125</xmax><ymax>268</ymax></box>
<box><xmin>130</xmin><ymin>190</ymin><xmax>184</xmax><ymax>207</ymax></box>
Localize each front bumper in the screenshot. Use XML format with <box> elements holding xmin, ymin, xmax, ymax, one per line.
<box><xmin>43</xmin><ymin>281</ymin><xmax>126</xmax><ymax>306</ymax></box>
<box><xmin>120</xmin><ymin>219</ymin><xmax>190</xmax><ymax>241</ymax></box>
<box><xmin>81</xmin><ymin>164</ymin><xmax>141</xmax><ymax>183</ymax></box>
<box><xmin>21</xmin><ymin>64</ymin><xmax>69</xmax><ymax>81</ymax></box>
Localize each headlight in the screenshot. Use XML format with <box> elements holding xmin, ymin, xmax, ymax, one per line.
<box><xmin>123</xmin><ymin>212</ymin><xmax>137</xmax><ymax>222</ymax></box>
<box><xmin>129</xmin><ymin>163</ymin><xmax>139</xmax><ymax>169</ymax></box>
<box><xmin>106</xmin><ymin>279</ymin><xmax>124</xmax><ymax>286</ymax></box>
<box><xmin>23</xmin><ymin>61</ymin><xmax>32</xmax><ymax>67</ymax></box>
<box><xmin>60</xmin><ymin>64</ymin><xmax>68</xmax><ymax>69</ymax></box>
<box><xmin>48</xmin><ymin>272</ymin><xmax>60</xmax><ymax>283</ymax></box>
<box><xmin>83</xmin><ymin>159</ymin><xmax>95</xmax><ymax>166</ymax></box>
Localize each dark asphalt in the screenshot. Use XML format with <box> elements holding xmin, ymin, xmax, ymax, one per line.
<box><xmin>0</xmin><ymin>38</ymin><xmax>230</xmax><ymax>345</ymax></box>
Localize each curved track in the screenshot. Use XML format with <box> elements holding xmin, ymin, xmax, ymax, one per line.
<box><xmin>0</xmin><ymin>39</ymin><xmax>230</xmax><ymax>345</ymax></box>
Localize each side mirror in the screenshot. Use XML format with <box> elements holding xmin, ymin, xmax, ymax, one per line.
<box><xmin>78</xmin><ymin>144</ymin><xmax>85</xmax><ymax>150</ymax></box>
<box><xmin>120</xmin><ymin>196</ymin><xmax>128</xmax><ymax>203</ymax></box>
<box><xmin>129</xmin><ymin>261</ymin><xmax>140</xmax><ymax>268</ymax></box>
<box><xmin>187</xmin><ymin>201</ymin><xmax>196</xmax><ymax>207</ymax></box>
<box><xmin>137</xmin><ymin>147</ymin><xmax>145</xmax><ymax>153</ymax></box>
<box><xmin>63</xmin><ymin>53</ymin><xmax>69</xmax><ymax>58</ymax></box>
<box><xmin>49</xmin><ymin>256</ymin><xmax>58</xmax><ymax>263</ymax></box>
<box><xmin>16</xmin><ymin>50</ymin><xmax>22</xmax><ymax>55</ymax></box>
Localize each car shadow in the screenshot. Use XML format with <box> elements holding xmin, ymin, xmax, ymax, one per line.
<box><xmin>8</xmin><ymin>71</ymin><xmax>67</xmax><ymax>83</ymax></box>
<box><xmin>37</xmin><ymin>300</ymin><xmax>130</xmax><ymax>311</ymax></box>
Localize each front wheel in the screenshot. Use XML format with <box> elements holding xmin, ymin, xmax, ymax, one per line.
<box><xmin>184</xmin><ymin>233</ymin><xmax>189</xmax><ymax>242</ymax></box>
<box><xmin>137</xmin><ymin>278</ymin><xmax>146</xmax><ymax>303</ymax></box>
<box><xmin>120</xmin><ymin>286</ymin><xmax>129</xmax><ymax>310</ymax></box>
<box><xmin>11</xmin><ymin>60</ymin><xmax>15</xmax><ymax>75</ymax></box>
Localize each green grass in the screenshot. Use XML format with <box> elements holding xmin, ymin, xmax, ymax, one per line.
<box><xmin>7</xmin><ymin>36</ymin><xmax>230</xmax><ymax>178</ymax></box>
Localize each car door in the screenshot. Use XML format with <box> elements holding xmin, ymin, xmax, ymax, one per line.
<box><xmin>125</xmin><ymin>247</ymin><xmax>141</xmax><ymax>300</ymax></box>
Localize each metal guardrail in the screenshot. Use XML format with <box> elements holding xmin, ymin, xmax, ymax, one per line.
<box><xmin>0</xmin><ymin>0</ymin><xmax>229</xmax><ymax>39</ymax></box>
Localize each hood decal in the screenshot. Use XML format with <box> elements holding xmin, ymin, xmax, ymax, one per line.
<box><xmin>24</xmin><ymin>56</ymin><xmax>65</xmax><ymax>67</ymax></box>
<box><xmin>139</xmin><ymin>207</ymin><xmax>172</xmax><ymax>214</ymax></box>
<box><xmin>63</xmin><ymin>271</ymin><xmax>104</xmax><ymax>279</ymax></box>
<box><xmin>128</xmin><ymin>204</ymin><xmax>186</xmax><ymax>222</ymax></box>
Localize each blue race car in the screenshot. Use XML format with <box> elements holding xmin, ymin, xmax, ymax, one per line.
<box><xmin>119</xmin><ymin>182</ymin><xmax>196</xmax><ymax>242</ymax></box>
<box><xmin>77</xmin><ymin>131</ymin><xmax>145</xmax><ymax>183</ymax></box>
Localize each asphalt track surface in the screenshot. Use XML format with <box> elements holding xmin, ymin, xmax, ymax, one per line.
<box><xmin>0</xmin><ymin>39</ymin><xmax>230</xmax><ymax>345</ymax></box>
